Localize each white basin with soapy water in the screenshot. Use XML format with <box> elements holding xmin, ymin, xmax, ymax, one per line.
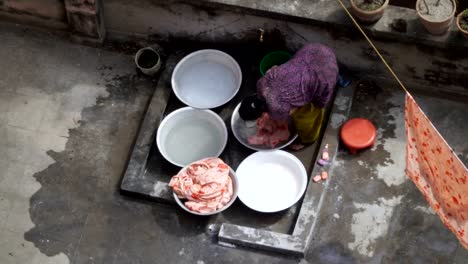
<box><xmin>156</xmin><ymin>107</ymin><xmax>228</xmax><ymax>167</ymax></box>
<box><xmin>235</xmin><ymin>150</ymin><xmax>307</xmax><ymax>213</ymax></box>
<box><xmin>171</xmin><ymin>49</ymin><xmax>242</xmax><ymax>109</ymax></box>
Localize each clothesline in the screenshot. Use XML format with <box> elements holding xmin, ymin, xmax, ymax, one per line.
<box><xmin>335</xmin><ymin>0</ymin><xmax>410</xmax><ymax>94</ymax></box>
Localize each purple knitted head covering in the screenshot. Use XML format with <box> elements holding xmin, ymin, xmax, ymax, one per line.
<box><xmin>257</xmin><ymin>43</ymin><xmax>339</xmax><ymax>120</ymax></box>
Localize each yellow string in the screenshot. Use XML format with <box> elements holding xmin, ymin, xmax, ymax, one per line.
<box><xmin>335</xmin><ymin>0</ymin><xmax>410</xmax><ymax>94</ymax></box>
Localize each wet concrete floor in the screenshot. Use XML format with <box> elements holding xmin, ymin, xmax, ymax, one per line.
<box><xmin>0</xmin><ymin>22</ymin><xmax>467</xmax><ymax>263</ymax></box>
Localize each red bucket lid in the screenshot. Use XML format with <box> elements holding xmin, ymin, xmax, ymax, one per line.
<box><xmin>340</xmin><ymin>118</ymin><xmax>376</xmax><ymax>149</ymax></box>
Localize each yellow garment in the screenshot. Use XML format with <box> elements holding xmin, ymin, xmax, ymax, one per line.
<box><xmin>291</xmin><ymin>103</ymin><xmax>325</xmax><ymax>144</ymax></box>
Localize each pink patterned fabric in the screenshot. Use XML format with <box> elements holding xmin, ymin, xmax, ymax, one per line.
<box><xmin>405</xmin><ymin>93</ymin><xmax>468</xmax><ymax>248</ymax></box>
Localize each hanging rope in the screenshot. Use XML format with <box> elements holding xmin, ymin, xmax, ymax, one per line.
<box><xmin>335</xmin><ymin>0</ymin><xmax>410</xmax><ymax>94</ymax></box>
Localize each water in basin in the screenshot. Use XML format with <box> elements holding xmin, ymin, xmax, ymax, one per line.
<box><xmin>164</xmin><ymin>117</ymin><xmax>223</xmax><ymax>166</ymax></box>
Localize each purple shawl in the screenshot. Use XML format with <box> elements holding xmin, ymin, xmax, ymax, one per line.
<box><xmin>257</xmin><ymin>43</ymin><xmax>339</xmax><ymax>120</ymax></box>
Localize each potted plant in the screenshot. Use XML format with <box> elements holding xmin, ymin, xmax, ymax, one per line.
<box><xmin>350</xmin><ymin>0</ymin><xmax>390</xmax><ymax>23</ymax></box>
<box><xmin>416</xmin><ymin>0</ymin><xmax>456</xmax><ymax>35</ymax></box>
<box><xmin>456</xmin><ymin>9</ymin><xmax>468</xmax><ymax>38</ymax></box>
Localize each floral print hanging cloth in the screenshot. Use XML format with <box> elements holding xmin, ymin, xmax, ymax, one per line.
<box><xmin>405</xmin><ymin>93</ymin><xmax>468</xmax><ymax>248</ymax></box>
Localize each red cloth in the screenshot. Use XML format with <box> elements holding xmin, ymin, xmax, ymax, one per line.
<box><xmin>405</xmin><ymin>93</ymin><xmax>468</xmax><ymax>248</ymax></box>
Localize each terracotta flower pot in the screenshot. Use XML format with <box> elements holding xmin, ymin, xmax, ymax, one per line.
<box><xmin>416</xmin><ymin>0</ymin><xmax>456</xmax><ymax>35</ymax></box>
<box><xmin>456</xmin><ymin>12</ymin><xmax>468</xmax><ymax>39</ymax></box>
<box><xmin>350</xmin><ymin>0</ymin><xmax>390</xmax><ymax>23</ymax></box>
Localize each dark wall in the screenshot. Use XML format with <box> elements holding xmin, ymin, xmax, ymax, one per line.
<box><xmin>0</xmin><ymin>0</ymin><xmax>67</xmax><ymax>27</ymax></box>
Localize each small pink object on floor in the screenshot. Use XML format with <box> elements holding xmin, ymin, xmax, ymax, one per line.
<box><xmin>322</xmin><ymin>144</ymin><xmax>329</xmax><ymax>160</ymax></box>
<box><xmin>313</xmin><ymin>175</ymin><xmax>322</xmax><ymax>183</ymax></box>
<box><xmin>318</xmin><ymin>144</ymin><xmax>331</xmax><ymax>166</ymax></box>
<box><xmin>321</xmin><ymin>171</ymin><xmax>328</xmax><ymax>180</ymax></box>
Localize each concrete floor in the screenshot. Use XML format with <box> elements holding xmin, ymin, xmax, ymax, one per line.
<box><xmin>308</xmin><ymin>82</ymin><xmax>468</xmax><ymax>263</ymax></box>
<box><xmin>0</xmin><ymin>22</ymin><xmax>467</xmax><ymax>264</ymax></box>
<box><xmin>0</xmin><ymin>23</ymin><xmax>151</xmax><ymax>263</ymax></box>
<box><xmin>0</xmin><ymin>24</ymin><xmax>295</xmax><ymax>264</ymax></box>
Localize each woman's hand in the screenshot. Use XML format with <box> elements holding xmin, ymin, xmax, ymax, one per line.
<box><xmin>290</xmin><ymin>144</ymin><xmax>305</xmax><ymax>151</ymax></box>
<box><xmin>265</xmin><ymin>65</ymin><xmax>278</xmax><ymax>75</ymax></box>
<box><xmin>289</xmin><ymin>107</ymin><xmax>298</xmax><ymax>115</ymax></box>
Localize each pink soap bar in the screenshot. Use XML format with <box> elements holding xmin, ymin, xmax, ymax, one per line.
<box><xmin>321</xmin><ymin>171</ymin><xmax>328</xmax><ymax>180</ymax></box>
<box><xmin>322</xmin><ymin>151</ymin><xmax>329</xmax><ymax>160</ymax></box>
<box><xmin>321</xmin><ymin>144</ymin><xmax>330</xmax><ymax>160</ymax></box>
<box><xmin>313</xmin><ymin>175</ymin><xmax>322</xmax><ymax>183</ymax></box>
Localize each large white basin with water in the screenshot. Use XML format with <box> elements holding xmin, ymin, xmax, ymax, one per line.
<box><xmin>171</xmin><ymin>49</ymin><xmax>242</xmax><ymax>109</ymax></box>
<box><xmin>156</xmin><ymin>107</ymin><xmax>228</xmax><ymax>167</ymax></box>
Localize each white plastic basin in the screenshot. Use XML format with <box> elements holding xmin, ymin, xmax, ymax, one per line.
<box><xmin>236</xmin><ymin>150</ymin><xmax>307</xmax><ymax>213</ymax></box>
<box><xmin>156</xmin><ymin>107</ymin><xmax>228</xmax><ymax>167</ymax></box>
<box><xmin>171</xmin><ymin>49</ymin><xmax>242</xmax><ymax>109</ymax></box>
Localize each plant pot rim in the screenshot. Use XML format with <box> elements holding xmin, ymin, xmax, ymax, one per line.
<box><xmin>456</xmin><ymin>12</ymin><xmax>468</xmax><ymax>34</ymax></box>
<box><xmin>350</xmin><ymin>0</ymin><xmax>389</xmax><ymax>14</ymax></box>
<box><xmin>135</xmin><ymin>47</ymin><xmax>161</xmax><ymax>70</ymax></box>
<box><xmin>416</xmin><ymin>0</ymin><xmax>456</xmax><ymax>23</ymax></box>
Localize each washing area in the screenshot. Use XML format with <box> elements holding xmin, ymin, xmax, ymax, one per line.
<box><xmin>0</xmin><ymin>0</ymin><xmax>467</xmax><ymax>263</ymax></box>
<box><xmin>120</xmin><ymin>34</ymin><xmax>468</xmax><ymax>259</ymax></box>
<box><xmin>121</xmin><ymin>39</ymin><xmax>337</xmax><ymax>255</ymax></box>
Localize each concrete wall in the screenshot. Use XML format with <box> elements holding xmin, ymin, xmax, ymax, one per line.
<box><xmin>103</xmin><ymin>0</ymin><xmax>468</xmax><ymax>98</ymax></box>
<box><xmin>0</xmin><ymin>0</ymin><xmax>67</xmax><ymax>28</ymax></box>
<box><xmin>0</xmin><ymin>0</ymin><xmax>465</xmax><ymax>96</ymax></box>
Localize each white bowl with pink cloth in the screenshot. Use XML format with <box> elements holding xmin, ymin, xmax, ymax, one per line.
<box><xmin>169</xmin><ymin>158</ymin><xmax>239</xmax><ymax>216</ymax></box>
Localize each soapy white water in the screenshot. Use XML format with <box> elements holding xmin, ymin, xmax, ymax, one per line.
<box><xmin>164</xmin><ymin>118</ymin><xmax>223</xmax><ymax>165</ymax></box>
<box><xmin>177</xmin><ymin>61</ymin><xmax>237</xmax><ymax>108</ymax></box>
<box><xmin>239</xmin><ymin>162</ymin><xmax>299</xmax><ymax>212</ymax></box>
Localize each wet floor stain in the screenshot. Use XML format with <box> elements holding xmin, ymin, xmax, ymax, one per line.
<box><xmin>23</xmin><ymin>70</ymin><xmax>154</xmax><ymax>262</ymax></box>
<box><xmin>348</xmin><ymin>196</ymin><xmax>403</xmax><ymax>257</ymax></box>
